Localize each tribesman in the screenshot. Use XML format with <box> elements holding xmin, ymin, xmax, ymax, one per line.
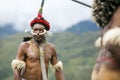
<box><xmin>91</xmin><ymin>0</ymin><xmax>120</xmax><ymax>80</ymax></box>
<box><xmin>11</xmin><ymin>1</ymin><xmax>65</xmax><ymax>80</ymax></box>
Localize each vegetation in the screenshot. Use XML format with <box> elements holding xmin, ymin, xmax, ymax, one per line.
<box><xmin>0</xmin><ymin>31</ymin><xmax>100</xmax><ymax>80</ymax></box>
<box><xmin>0</xmin><ymin>23</ymin><xmax>18</xmax><ymax>38</ymax></box>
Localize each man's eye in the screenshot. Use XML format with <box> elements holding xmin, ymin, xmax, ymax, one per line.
<box><xmin>33</xmin><ymin>29</ymin><xmax>38</xmax><ymax>31</ymax></box>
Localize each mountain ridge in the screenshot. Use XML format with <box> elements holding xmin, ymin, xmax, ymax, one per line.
<box><xmin>0</xmin><ymin>23</ymin><xmax>18</xmax><ymax>38</ymax></box>
<box><xmin>0</xmin><ymin>31</ymin><xmax>99</xmax><ymax>80</ymax></box>
<box><xmin>66</xmin><ymin>19</ymin><xmax>100</xmax><ymax>33</ymax></box>
<box><xmin>0</xmin><ymin>19</ymin><xmax>99</xmax><ymax>38</ymax></box>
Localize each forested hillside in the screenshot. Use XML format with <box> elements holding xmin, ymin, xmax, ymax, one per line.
<box><xmin>0</xmin><ymin>31</ymin><xmax>100</xmax><ymax>80</ymax></box>
<box><xmin>66</xmin><ymin>20</ymin><xmax>100</xmax><ymax>33</ymax></box>
<box><xmin>0</xmin><ymin>24</ymin><xmax>18</xmax><ymax>38</ymax></box>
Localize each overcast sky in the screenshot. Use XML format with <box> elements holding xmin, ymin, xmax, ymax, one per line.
<box><xmin>0</xmin><ymin>0</ymin><xmax>93</xmax><ymax>31</ymax></box>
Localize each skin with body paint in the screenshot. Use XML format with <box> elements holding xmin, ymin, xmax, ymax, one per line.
<box><xmin>13</xmin><ymin>23</ymin><xmax>65</xmax><ymax>80</ymax></box>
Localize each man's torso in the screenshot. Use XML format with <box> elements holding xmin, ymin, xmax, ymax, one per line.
<box><xmin>92</xmin><ymin>46</ymin><xmax>120</xmax><ymax>80</ymax></box>
<box><xmin>22</xmin><ymin>41</ymin><xmax>53</xmax><ymax>80</ymax></box>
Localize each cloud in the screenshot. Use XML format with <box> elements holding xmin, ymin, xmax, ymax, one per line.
<box><xmin>0</xmin><ymin>0</ymin><xmax>92</xmax><ymax>31</ymax></box>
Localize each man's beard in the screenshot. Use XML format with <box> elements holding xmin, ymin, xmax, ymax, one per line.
<box><xmin>33</xmin><ymin>35</ymin><xmax>46</xmax><ymax>44</ymax></box>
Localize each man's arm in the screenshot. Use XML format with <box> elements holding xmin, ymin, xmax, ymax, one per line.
<box><xmin>13</xmin><ymin>67</ymin><xmax>21</xmax><ymax>80</ymax></box>
<box><xmin>50</xmin><ymin>44</ymin><xmax>65</xmax><ymax>80</ymax></box>
<box><xmin>11</xmin><ymin>42</ymin><xmax>26</xmax><ymax>80</ymax></box>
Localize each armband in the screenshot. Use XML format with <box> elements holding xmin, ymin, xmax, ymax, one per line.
<box><xmin>11</xmin><ymin>59</ymin><xmax>26</xmax><ymax>75</ymax></box>
<box><xmin>51</xmin><ymin>61</ymin><xmax>63</xmax><ymax>72</ymax></box>
<box><xmin>95</xmin><ymin>37</ymin><xmax>101</xmax><ymax>47</ymax></box>
<box><xmin>102</xmin><ymin>28</ymin><xmax>120</xmax><ymax>46</ymax></box>
<box><xmin>95</xmin><ymin>28</ymin><xmax>120</xmax><ymax>47</ymax></box>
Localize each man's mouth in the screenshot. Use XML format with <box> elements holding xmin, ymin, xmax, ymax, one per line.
<box><xmin>34</xmin><ymin>35</ymin><xmax>43</xmax><ymax>41</ymax></box>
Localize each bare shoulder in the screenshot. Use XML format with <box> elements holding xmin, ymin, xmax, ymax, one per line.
<box><xmin>46</xmin><ymin>43</ymin><xmax>55</xmax><ymax>49</ymax></box>
<box><xmin>16</xmin><ymin>41</ymin><xmax>31</xmax><ymax>59</ymax></box>
<box><xmin>18</xmin><ymin>41</ymin><xmax>31</xmax><ymax>51</ymax></box>
<box><xmin>46</xmin><ymin>43</ymin><xmax>57</xmax><ymax>54</ymax></box>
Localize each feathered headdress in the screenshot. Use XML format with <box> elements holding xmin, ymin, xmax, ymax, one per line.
<box><xmin>92</xmin><ymin>0</ymin><xmax>120</xmax><ymax>28</ymax></box>
<box><xmin>30</xmin><ymin>0</ymin><xmax>50</xmax><ymax>31</ymax></box>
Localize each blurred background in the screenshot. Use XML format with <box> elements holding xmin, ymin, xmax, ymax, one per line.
<box><xmin>0</xmin><ymin>0</ymin><xmax>101</xmax><ymax>80</ymax></box>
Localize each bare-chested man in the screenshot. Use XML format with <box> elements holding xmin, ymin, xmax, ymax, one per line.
<box><xmin>91</xmin><ymin>0</ymin><xmax>120</xmax><ymax>80</ymax></box>
<box><xmin>11</xmin><ymin>12</ymin><xmax>65</xmax><ymax>80</ymax></box>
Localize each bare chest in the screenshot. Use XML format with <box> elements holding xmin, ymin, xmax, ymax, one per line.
<box><xmin>25</xmin><ymin>45</ymin><xmax>52</xmax><ymax>63</ymax></box>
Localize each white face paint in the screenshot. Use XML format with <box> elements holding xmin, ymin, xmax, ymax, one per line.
<box><xmin>31</xmin><ymin>24</ymin><xmax>47</xmax><ymax>36</ymax></box>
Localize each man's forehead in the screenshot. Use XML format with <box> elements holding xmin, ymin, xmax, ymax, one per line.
<box><xmin>33</xmin><ymin>24</ymin><xmax>45</xmax><ymax>29</ymax></box>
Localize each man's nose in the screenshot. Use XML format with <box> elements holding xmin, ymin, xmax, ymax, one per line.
<box><xmin>35</xmin><ymin>30</ymin><xmax>40</xmax><ymax>34</ymax></box>
<box><xmin>36</xmin><ymin>30</ymin><xmax>43</xmax><ymax>34</ymax></box>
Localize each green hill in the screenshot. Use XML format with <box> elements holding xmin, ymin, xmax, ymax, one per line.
<box><xmin>66</xmin><ymin>20</ymin><xmax>100</xmax><ymax>34</ymax></box>
<box><xmin>0</xmin><ymin>31</ymin><xmax>100</xmax><ymax>80</ymax></box>
<box><xmin>0</xmin><ymin>23</ymin><xmax>18</xmax><ymax>38</ymax></box>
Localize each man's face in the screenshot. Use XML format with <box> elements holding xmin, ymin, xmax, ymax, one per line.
<box><xmin>32</xmin><ymin>24</ymin><xmax>45</xmax><ymax>42</ymax></box>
